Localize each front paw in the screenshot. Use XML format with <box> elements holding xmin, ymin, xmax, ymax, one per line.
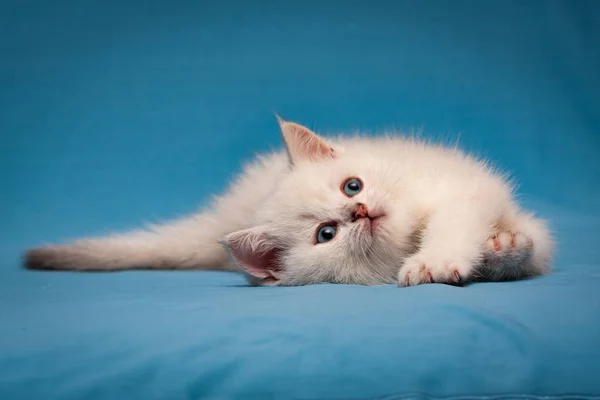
<box><xmin>398</xmin><ymin>254</ymin><xmax>470</xmax><ymax>287</ymax></box>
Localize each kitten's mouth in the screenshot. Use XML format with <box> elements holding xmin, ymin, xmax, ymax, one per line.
<box><xmin>351</xmin><ymin>204</ymin><xmax>386</xmax><ymax>237</ymax></box>
<box><xmin>359</xmin><ymin>214</ymin><xmax>386</xmax><ymax>236</ymax></box>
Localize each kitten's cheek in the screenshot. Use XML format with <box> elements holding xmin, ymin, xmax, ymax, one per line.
<box><xmin>371</xmin><ymin>217</ymin><xmax>386</xmax><ymax>233</ymax></box>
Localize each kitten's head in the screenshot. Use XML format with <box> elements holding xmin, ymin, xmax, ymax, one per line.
<box><xmin>221</xmin><ymin>117</ymin><xmax>420</xmax><ymax>286</ymax></box>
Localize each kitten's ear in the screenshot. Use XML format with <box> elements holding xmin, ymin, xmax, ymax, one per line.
<box><xmin>220</xmin><ymin>226</ymin><xmax>284</xmax><ymax>283</ymax></box>
<box><xmin>275</xmin><ymin>115</ymin><xmax>335</xmax><ymax>165</ymax></box>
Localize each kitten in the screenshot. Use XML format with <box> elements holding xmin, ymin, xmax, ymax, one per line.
<box><xmin>24</xmin><ymin>116</ymin><xmax>554</xmax><ymax>287</ymax></box>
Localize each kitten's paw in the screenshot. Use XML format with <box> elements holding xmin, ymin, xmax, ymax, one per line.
<box><xmin>484</xmin><ymin>231</ymin><xmax>533</xmax><ymax>259</ymax></box>
<box><xmin>398</xmin><ymin>254</ymin><xmax>469</xmax><ymax>287</ymax></box>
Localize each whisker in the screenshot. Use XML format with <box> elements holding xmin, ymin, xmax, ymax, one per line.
<box><xmin>379</xmin><ymin>173</ymin><xmax>404</xmax><ymax>202</ymax></box>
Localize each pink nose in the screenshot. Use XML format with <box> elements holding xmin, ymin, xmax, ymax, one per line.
<box><xmin>353</xmin><ymin>203</ymin><xmax>369</xmax><ymax>220</ymax></box>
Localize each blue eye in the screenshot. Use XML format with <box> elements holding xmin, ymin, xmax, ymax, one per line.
<box><xmin>317</xmin><ymin>225</ymin><xmax>337</xmax><ymax>243</ymax></box>
<box><xmin>342</xmin><ymin>177</ymin><xmax>363</xmax><ymax>197</ymax></box>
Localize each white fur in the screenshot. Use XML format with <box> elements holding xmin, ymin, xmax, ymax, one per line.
<box><xmin>24</xmin><ymin>118</ymin><xmax>554</xmax><ymax>287</ymax></box>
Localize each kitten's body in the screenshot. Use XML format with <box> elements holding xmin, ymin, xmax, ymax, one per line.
<box><xmin>25</xmin><ymin>118</ymin><xmax>553</xmax><ymax>287</ymax></box>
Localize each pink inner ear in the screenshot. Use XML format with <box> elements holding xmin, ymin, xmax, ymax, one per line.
<box><xmin>232</xmin><ymin>247</ymin><xmax>282</xmax><ymax>280</ymax></box>
<box><xmin>291</xmin><ymin>127</ymin><xmax>333</xmax><ymax>159</ymax></box>
<box><xmin>280</xmin><ymin>121</ymin><xmax>335</xmax><ymax>163</ymax></box>
<box><xmin>223</xmin><ymin>228</ymin><xmax>284</xmax><ymax>281</ymax></box>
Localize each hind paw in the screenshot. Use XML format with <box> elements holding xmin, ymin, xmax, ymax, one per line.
<box><xmin>482</xmin><ymin>231</ymin><xmax>533</xmax><ymax>267</ymax></box>
<box><xmin>486</xmin><ymin>231</ymin><xmax>532</xmax><ymax>254</ymax></box>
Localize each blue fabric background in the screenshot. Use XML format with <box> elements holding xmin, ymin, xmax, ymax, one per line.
<box><xmin>1</xmin><ymin>1</ymin><xmax>599</xmax><ymax>399</ymax></box>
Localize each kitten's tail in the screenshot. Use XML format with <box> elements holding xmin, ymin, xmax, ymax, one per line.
<box><xmin>23</xmin><ymin>214</ymin><xmax>238</xmax><ymax>272</ymax></box>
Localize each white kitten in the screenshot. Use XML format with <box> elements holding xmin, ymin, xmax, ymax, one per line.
<box><xmin>24</xmin><ymin>117</ymin><xmax>554</xmax><ymax>287</ymax></box>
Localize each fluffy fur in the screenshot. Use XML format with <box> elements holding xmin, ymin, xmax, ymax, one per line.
<box><xmin>24</xmin><ymin>117</ymin><xmax>554</xmax><ymax>287</ymax></box>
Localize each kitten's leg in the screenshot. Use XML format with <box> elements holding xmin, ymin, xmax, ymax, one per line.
<box><xmin>398</xmin><ymin>201</ymin><xmax>496</xmax><ymax>287</ymax></box>
<box><xmin>397</xmin><ymin>205</ymin><xmax>553</xmax><ymax>286</ymax></box>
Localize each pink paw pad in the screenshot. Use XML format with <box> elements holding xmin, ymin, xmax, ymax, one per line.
<box><xmin>452</xmin><ymin>269</ymin><xmax>461</xmax><ymax>282</ymax></box>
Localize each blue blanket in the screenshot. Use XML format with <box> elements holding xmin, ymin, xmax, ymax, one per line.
<box><xmin>2</xmin><ymin>213</ymin><xmax>600</xmax><ymax>399</ymax></box>
<box><xmin>1</xmin><ymin>1</ymin><xmax>599</xmax><ymax>399</ymax></box>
